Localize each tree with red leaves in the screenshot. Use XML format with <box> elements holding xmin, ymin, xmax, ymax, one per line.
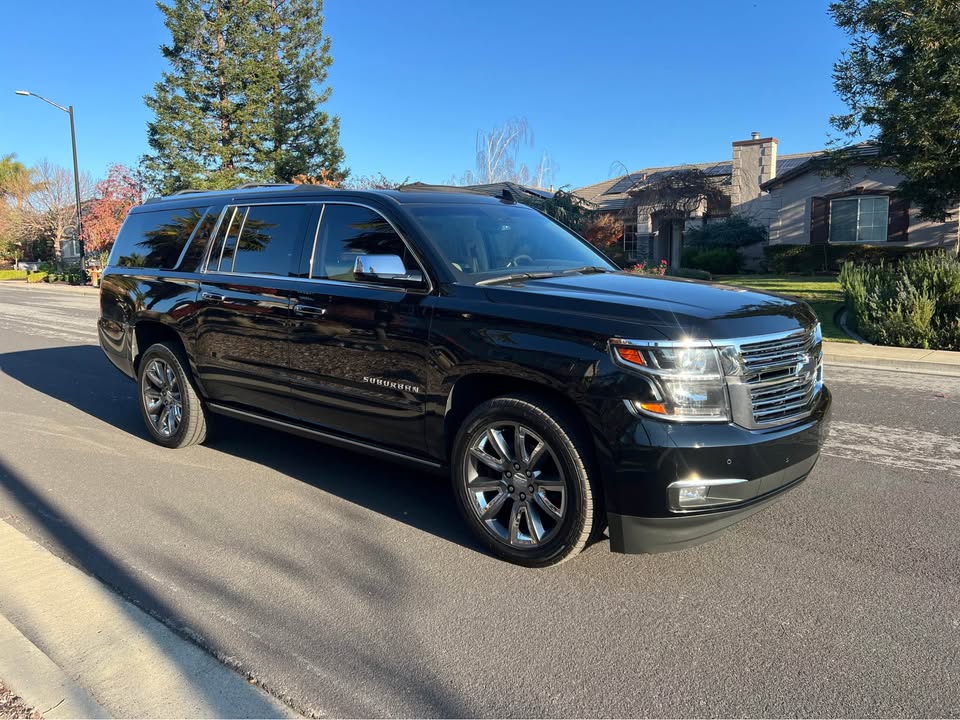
<box><xmin>82</xmin><ymin>165</ymin><xmax>143</xmax><ymax>266</ymax></box>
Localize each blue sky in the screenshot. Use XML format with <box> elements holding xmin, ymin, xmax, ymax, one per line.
<box><xmin>1</xmin><ymin>0</ymin><xmax>853</xmax><ymax>190</ymax></box>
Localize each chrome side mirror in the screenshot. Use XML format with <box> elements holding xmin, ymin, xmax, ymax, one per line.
<box><xmin>353</xmin><ymin>254</ymin><xmax>423</xmax><ymax>284</ymax></box>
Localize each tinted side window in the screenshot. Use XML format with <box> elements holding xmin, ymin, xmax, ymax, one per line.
<box><xmin>207</xmin><ymin>204</ymin><xmax>309</xmax><ymax>275</ymax></box>
<box><xmin>178</xmin><ymin>209</ymin><xmax>218</xmax><ymax>272</ymax></box>
<box><xmin>314</xmin><ymin>204</ymin><xmax>417</xmax><ymax>282</ymax></box>
<box><xmin>232</xmin><ymin>204</ymin><xmax>310</xmax><ymax>275</ymax></box>
<box><xmin>112</xmin><ymin>207</ymin><xmax>203</xmax><ymax>269</ymax></box>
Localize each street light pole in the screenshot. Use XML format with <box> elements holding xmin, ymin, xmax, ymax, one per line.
<box><xmin>15</xmin><ymin>90</ymin><xmax>86</xmax><ymax>283</ymax></box>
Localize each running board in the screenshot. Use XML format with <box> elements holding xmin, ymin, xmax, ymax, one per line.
<box><xmin>207</xmin><ymin>403</ymin><xmax>444</xmax><ymax>471</ymax></box>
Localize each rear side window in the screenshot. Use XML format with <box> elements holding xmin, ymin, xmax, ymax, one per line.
<box><xmin>111</xmin><ymin>207</ymin><xmax>204</xmax><ymax>269</ymax></box>
<box><xmin>178</xmin><ymin>210</ymin><xmax>218</xmax><ymax>272</ymax></box>
<box><xmin>206</xmin><ymin>204</ymin><xmax>310</xmax><ymax>276</ymax></box>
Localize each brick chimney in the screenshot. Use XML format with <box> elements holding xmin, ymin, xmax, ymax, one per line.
<box><xmin>730</xmin><ymin>132</ymin><xmax>778</xmax><ymax>210</ymax></box>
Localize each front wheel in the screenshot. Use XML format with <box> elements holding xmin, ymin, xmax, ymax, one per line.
<box><xmin>451</xmin><ymin>395</ymin><xmax>601</xmax><ymax>567</ymax></box>
<box><xmin>137</xmin><ymin>342</ymin><xmax>208</xmax><ymax>449</ymax></box>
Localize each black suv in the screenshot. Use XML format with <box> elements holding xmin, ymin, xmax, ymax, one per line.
<box><xmin>98</xmin><ymin>185</ymin><xmax>831</xmax><ymax>566</ymax></box>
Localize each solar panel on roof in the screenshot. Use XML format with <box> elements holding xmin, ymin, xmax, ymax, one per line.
<box><xmin>702</xmin><ymin>163</ymin><xmax>732</xmax><ymax>176</ymax></box>
<box><xmin>603</xmin><ymin>176</ymin><xmax>643</xmax><ymax>195</ymax></box>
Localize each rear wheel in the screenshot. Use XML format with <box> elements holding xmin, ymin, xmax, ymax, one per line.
<box><xmin>451</xmin><ymin>395</ymin><xmax>601</xmax><ymax>567</ymax></box>
<box><xmin>137</xmin><ymin>342</ymin><xmax>208</xmax><ymax>449</ymax></box>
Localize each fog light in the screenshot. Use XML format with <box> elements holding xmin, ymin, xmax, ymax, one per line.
<box><xmin>678</xmin><ymin>485</ymin><xmax>709</xmax><ymax>506</ymax></box>
<box><xmin>667</xmin><ymin>477</ymin><xmax>750</xmax><ymax>512</ymax></box>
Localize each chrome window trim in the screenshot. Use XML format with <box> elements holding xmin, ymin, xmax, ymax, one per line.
<box><xmin>195</xmin><ymin>271</ymin><xmax>409</xmax><ymax>294</ymax></box>
<box><xmin>198</xmin><ymin>199</ymin><xmax>434</xmax><ymax>295</ymax></box>
<box><xmin>308</xmin><ymin>204</ymin><xmax>325</xmax><ymax>280</ymax></box>
<box><xmin>200</xmin><ymin>205</ymin><xmax>231</xmax><ymax>273</ymax></box>
<box><xmin>210</xmin><ymin>206</ymin><xmax>239</xmax><ymax>273</ymax></box>
<box><xmin>229</xmin><ymin>207</ymin><xmax>252</xmax><ymax>273</ymax></box>
<box><xmin>171</xmin><ymin>206</ymin><xmax>212</xmax><ymax>271</ymax></box>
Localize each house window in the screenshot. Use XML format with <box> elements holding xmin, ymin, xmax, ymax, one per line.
<box><xmin>829</xmin><ymin>196</ymin><xmax>888</xmax><ymax>243</ymax></box>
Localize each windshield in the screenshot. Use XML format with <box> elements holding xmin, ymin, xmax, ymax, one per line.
<box><xmin>407</xmin><ymin>202</ymin><xmax>616</xmax><ymax>282</ymax></box>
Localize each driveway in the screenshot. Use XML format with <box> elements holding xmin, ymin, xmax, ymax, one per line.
<box><xmin>0</xmin><ymin>282</ymin><xmax>958</xmax><ymax>717</ymax></box>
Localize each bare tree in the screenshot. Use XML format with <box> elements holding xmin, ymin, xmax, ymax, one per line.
<box><xmin>626</xmin><ymin>168</ymin><xmax>728</xmax><ymax>220</ymax></box>
<box><xmin>456</xmin><ymin>117</ymin><xmax>555</xmax><ymax>188</ymax></box>
<box><xmin>25</xmin><ymin>160</ymin><xmax>93</xmax><ymax>263</ymax></box>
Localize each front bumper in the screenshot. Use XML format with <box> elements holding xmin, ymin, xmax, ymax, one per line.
<box><xmin>605</xmin><ymin>385</ymin><xmax>832</xmax><ymax>554</ymax></box>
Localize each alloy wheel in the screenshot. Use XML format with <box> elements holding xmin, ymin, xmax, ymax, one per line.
<box><xmin>141</xmin><ymin>358</ymin><xmax>183</xmax><ymax>438</ymax></box>
<box><xmin>463</xmin><ymin>422</ymin><xmax>567</xmax><ymax>548</ymax></box>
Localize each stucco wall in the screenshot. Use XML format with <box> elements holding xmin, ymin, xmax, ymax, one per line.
<box><xmin>740</xmin><ymin>164</ymin><xmax>958</xmax><ymax>251</ymax></box>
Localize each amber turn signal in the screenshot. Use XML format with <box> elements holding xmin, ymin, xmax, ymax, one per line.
<box><xmin>638</xmin><ymin>402</ymin><xmax>667</xmax><ymax>415</ymax></box>
<box><xmin>615</xmin><ymin>346</ymin><xmax>646</xmax><ymax>366</ymax></box>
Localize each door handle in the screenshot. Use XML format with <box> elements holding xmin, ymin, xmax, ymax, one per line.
<box><xmin>293</xmin><ymin>304</ymin><xmax>327</xmax><ymax>318</ymax></box>
<box><xmin>201</xmin><ymin>292</ymin><xmax>225</xmax><ymax>303</ymax></box>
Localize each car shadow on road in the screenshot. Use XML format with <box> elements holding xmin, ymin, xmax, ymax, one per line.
<box><xmin>0</xmin><ymin>344</ymin><xmax>145</xmax><ymax>438</ymax></box>
<box><xmin>0</xmin><ymin>344</ymin><xmax>480</xmax><ymax>555</ymax></box>
<box><xmin>1</xmin><ymin>345</ymin><xmax>484</xmax><ymax>715</ymax></box>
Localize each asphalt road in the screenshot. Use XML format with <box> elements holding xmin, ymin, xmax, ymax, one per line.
<box><xmin>1</xmin><ymin>282</ymin><xmax>958</xmax><ymax>718</ymax></box>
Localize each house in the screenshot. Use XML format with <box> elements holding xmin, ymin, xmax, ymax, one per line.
<box><xmin>573</xmin><ymin>133</ymin><xmax>959</xmax><ymax>267</ymax></box>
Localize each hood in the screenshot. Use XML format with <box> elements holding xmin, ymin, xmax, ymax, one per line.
<box><xmin>481</xmin><ymin>272</ymin><xmax>817</xmax><ymax>340</ymax></box>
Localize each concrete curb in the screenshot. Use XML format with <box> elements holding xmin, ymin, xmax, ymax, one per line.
<box><xmin>0</xmin><ymin>519</ymin><xmax>298</xmax><ymax>718</ymax></box>
<box><xmin>824</xmin><ymin>341</ymin><xmax>960</xmax><ymax>376</ymax></box>
<box><xmin>0</xmin><ymin>614</ymin><xmax>110</xmax><ymax>719</ymax></box>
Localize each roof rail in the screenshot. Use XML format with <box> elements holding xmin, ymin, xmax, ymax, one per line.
<box><xmin>170</xmin><ymin>189</ymin><xmax>208</xmax><ymax>196</ymax></box>
<box><xmin>233</xmin><ymin>182</ymin><xmax>300</xmax><ymax>190</ymax></box>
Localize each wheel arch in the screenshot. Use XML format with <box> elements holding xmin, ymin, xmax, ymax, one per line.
<box><xmin>132</xmin><ymin>320</ymin><xmax>187</xmax><ymax>374</ymax></box>
<box><xmin>442</xmin><ymin>372</ymin><xmax>601</xmax><ymax>466</ymax></box>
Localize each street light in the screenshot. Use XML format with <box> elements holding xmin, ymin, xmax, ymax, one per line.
<box><xmin>15</xmin><ymin>89</ymin><xmax>85</xmax><ymax>283</ymax></box>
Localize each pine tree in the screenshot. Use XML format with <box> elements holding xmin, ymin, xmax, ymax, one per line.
<box><xmin>143</xmin><ymin>0</ymin><xmax>345</xmax><ymax>195</ymax></box>
<box><xmin>259</xmin><ymin>0</ymin><xmax>346</xmax><ymax>183</ymax></box>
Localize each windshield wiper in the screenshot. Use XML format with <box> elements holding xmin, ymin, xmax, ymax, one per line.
<box><xmin>559</xmin><ymin>265</ymin><xmax>611</xmax><ymax>276</ymax></box>
<box><xmin>476</xmin><ymin>271</ymin><xmax>558</xmax><ymax>286</ymax></box>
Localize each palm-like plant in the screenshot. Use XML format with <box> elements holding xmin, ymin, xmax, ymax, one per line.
<box><xmin>0</xmin><ymin>154</ymin><xmax>45</xmax><ymax>208</ymax></box>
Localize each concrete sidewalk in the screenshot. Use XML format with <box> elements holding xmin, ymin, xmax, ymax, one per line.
<box><xmin>0</xmin><ymin>519</ymin><xmax>297</xmax><ymax>719</ymax></box>
<box><xmin>0</xmin><ymin>280</ymin><xmax>100</xmax><ymax>296</ymax></box>
<box><xmin>824</xmin><ymin>340</ymin><xmax>960</xmax><ymax>376</ymax></box>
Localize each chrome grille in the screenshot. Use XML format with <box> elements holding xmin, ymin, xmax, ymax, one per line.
<box><xmin>738</xmin><ymin>329</ymin><xmax>821</xmax><ymax>426</ymax></box>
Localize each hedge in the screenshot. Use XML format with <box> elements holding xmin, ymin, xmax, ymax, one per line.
<box><xmin>27</xmin><ymin>272</ymin><xmax>48</xmax><ymax>283</ymax></box>
<box><xmin>763</xmin><ymin>243</ymin><xmax>945</xmax><ymax>274</ymax></box>
<box><xmin>668</xmin><ymin>267</ymin><xmax>712</xmax><ymax>281</ymax></box>
<box><xmin>839</xmin><ymin>250</ymin><xmax>960</xmax><ymax>350</ymax></box>
<box><xmin>0</xmin><ymin>269</ymin><xmax>28</xmax><ymax>281</ymax></box>
<box><xmin>682</xmin><ymin>246</ymin><xmax>742</xmax><ymax>274</ymax></box>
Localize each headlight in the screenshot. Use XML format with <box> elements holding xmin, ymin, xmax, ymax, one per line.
<box><xmin>610</xmin><ymin>341</ymin><xmax>730</xmax><ymax>422</ymax></box>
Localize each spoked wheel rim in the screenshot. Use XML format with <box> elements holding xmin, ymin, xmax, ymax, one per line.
<box><xmin>141</xmin><ymin>358</ymin><xmax>183</xmax><ymax>438</ymax></box>
<box><xmin>463</xmin><ymin>422</ymin><xmax>567</xmax><ymax>549</ymax></box>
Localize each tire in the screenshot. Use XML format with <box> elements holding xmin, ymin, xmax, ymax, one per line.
<box><xmin>137</xmin><ymin>342</ymin><xmax>208</xmax><ymax>449</ymax></box>
<box><xmin>451</xmin><ymin>394</ymin><xmax>603</xmax><ymax>567</ymax></box>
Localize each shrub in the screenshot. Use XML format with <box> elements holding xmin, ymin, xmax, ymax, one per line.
<box><xmin>764</xmin><ymin>243</ymin><xmax>943</xmax><ymax>274</ymax></box>
<box><xmin>624</xmin><ymin>259</ymin><xmax>667</xmax><ymax>276</ymax></box>
<box><xmin>840</xmin><ymin>250</ymin><xmax>960</xmax><ymax>349</ymax></box>
<box><xmin>0</xmin><ymin>269</ymin><xmax>27</xmax><ymax>281</ymax></box>
<box><xmin>26</xmin><ymin>272</ymin><xmax>48</xmax><ymax>283</ymax></box>
<box><xmin>682</xmin><ymin>246</ymin><xmax>742</xmax><ymax>274</ymax></box>
<box><xmin>668</xmin><ymin>267</ymin><xmax>712</xmax><ymax>281</ymax></box>
<box><xmin>685</xmin><ymin>215</ymin><xmax>768</xmax><ymax>248</ymax></box>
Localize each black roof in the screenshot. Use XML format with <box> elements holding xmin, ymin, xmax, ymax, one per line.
<box><xmin>138</xmin><ymin>183</ymin><xmax>509</xmax><ymax>211</ymax></box>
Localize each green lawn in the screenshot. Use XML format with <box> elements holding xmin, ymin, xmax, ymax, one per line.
<box><xmin>713</xmin><ymin>275</ymin><xmax>853</xmax><ymax>343</ymax></box>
